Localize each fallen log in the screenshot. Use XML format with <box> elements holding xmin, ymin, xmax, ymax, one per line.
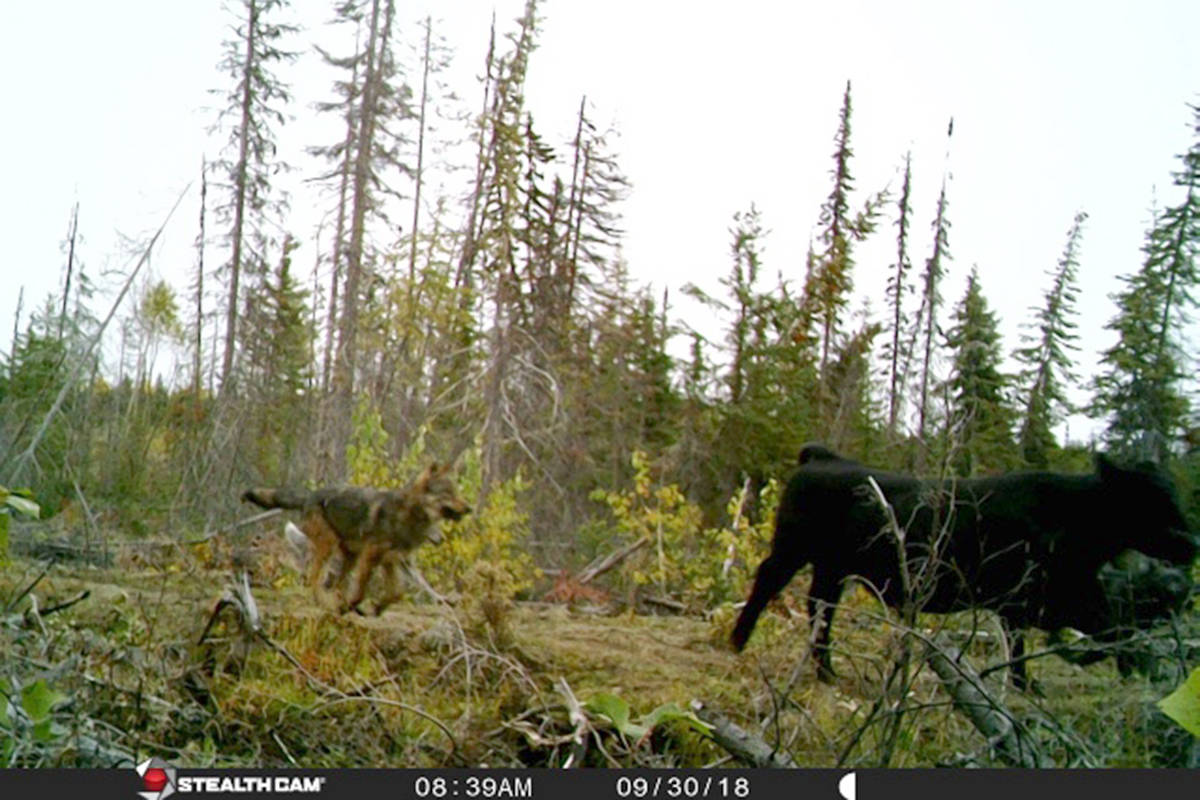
<box><xmin>925</xmin><ymin>635</ymin><xmax>1046</xmax><ymax>768</ymax></box>
<box><xmin>578</xmin><ymin>536</ymin><xmax>650</xmax><ymax>585</ymax></box>
<box><xmin>689</xmin><ymin>699</ymin><xmax>797</xmax><ymax>768</ymax></box>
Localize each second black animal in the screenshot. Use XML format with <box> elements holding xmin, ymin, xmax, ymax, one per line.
<box><xmin>732</xmin><ymin>445</ymin><xmax>1197</xmax><ymax>687</ymax></box>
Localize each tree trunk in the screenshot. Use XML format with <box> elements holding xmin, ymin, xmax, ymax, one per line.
<box><xmin>59</xmin><ymin>203</ymin><xmax>79</xmax><ymax>340</ymax></box>
<box><xmin>408</xmin><ymin>15</ymin><xmax>433</xmax><ymax>285</ymax></box>
<box><xmin>193</xmin><ymin>158</ymin><xmax>207</xmax><ymax>401</ymax></box>
<box><xmin>332</xmin><ymin>0</ymin><xmax>386</xmax><ymax>479</ymax></box>
<box><xmin>220</xmin><ymin>0</ymin><xmax>259</xmax><ymax>389</ymax></box>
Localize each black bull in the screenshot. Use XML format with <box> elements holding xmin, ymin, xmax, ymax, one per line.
<box><xmin>731</xmin><ymin>445</ymin><xmax>1198</xmax><ymax>686</ymax></box>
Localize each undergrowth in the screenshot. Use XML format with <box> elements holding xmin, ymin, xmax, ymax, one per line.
<box><xmin>0</xmin><ymin>550</ymin><xmax>1195</xmax><ymax>768</ymax></box>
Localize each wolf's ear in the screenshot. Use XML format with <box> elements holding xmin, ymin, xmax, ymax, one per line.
<box><xmin>413</xmin><ymin>463</ymin><xmax>435</xmax><ymax>487</ymax></box>
<box><xmin>443</xmin><ymin>450</ymin><xmax>465</xmax><ymax>472</ymax></box>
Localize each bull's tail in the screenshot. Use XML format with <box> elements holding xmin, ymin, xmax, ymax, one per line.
<box><xmin>730</xmin><ymin>544</ymin><xmax>811</xmax><ymax>651</ymax></box>
<box><xmin>242</xmin><ymin>487</ymin><xmax>312</xmax><ymax>510</ymax></box>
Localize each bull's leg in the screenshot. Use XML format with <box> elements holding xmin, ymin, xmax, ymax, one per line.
<box><xmin>808</xmin><ymin>567</ymin><xmax>843</xmax><ymax>683</ymax></box>
<box><xmin>1008</xmin><ymin>627</ymin><xmax>1029</xmax><ymax>691</ymax></box>
<box><xmin>731</xmin><ymin>547</ymin><xmax>808</xmax><ymax>651</ymax></box>
<box><xmin>1000</xmin><ymin>619</ymin><xmax>1047</xmax><ymax>694</ymax></box>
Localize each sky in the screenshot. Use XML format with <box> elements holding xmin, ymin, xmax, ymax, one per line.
<box><xmin>2</xmin><ymin>0</ymin><xmax>1198</xmax><ymax>442</ymax></box>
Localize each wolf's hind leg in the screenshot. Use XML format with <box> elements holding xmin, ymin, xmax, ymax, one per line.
<box><xmin>305</xmin><ymin>525</ymin><xmax>336</xmax><ymax>607</ymax></box>
<box><xmin>342</xmin><ymin>545</ymin><xmax>383</xmax><ymax>614</ymax></box>
<box><xmin>324</xmin><ymin>545</ymin><xmax>356</xmax><ymax>609</ymax></box>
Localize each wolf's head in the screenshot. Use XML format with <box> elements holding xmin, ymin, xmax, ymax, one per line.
<box><xmin>412</xmin><ymin>462</ymin><xmax>472</xmax><ymax>531</ymax></box>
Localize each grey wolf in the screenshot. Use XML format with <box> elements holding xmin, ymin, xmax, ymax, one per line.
<box><xmin>243</xmin><ymin>462</ymin><xmax>471</xmax><ymax>615</ymax></box>
<box><xmin>732</xmin><ymin>445</ymin><xmax>1197</xmax><ymax>688</ymax></box>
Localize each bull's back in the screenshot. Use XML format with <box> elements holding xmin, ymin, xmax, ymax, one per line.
<box><xmin>775</xmin><ymin>463</ymin><xmax>918</xmax><ymax>559</ymax></box>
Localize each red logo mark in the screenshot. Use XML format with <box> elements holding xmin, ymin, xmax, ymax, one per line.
<box><xmin>143</xmin><ymin>768</ymin><xmax>169</xmax><ymax>793</ymax></box>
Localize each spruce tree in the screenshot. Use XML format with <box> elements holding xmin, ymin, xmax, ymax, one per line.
<box><xmin>885</xmin><ymin>152</ymin><xmax>914</xmax><ymax>435</ymax></box>
<box><xmin>626</xmin><ymin>290</ymin><xmax>679</xmax><ymax>454</ymax></box>
<box><xmin>474</xmin><ymin>0</ymin><xmax>542</xmax><ymax>491</ymax></box>
<box><xmin>685</xmin><ymin>206</ymin><xmax>821</xmax><ymax>493</ymax></box>
<box><xmin>806</xmin><ymin>81</ymin><xmax>883</xmax><ymax>393</ymax></box>
<box><xmin>712</xmin><ymin>204</ymin><xmax>765</xmax><ymax>405</ymax></box>
<box><xmin>407</xmin><ymin>15</ymin><xmax>452</xmax><ymax>282</ymax></box>
<box><xmin>560</xmin><ymin>98</ymin><xmax>629</xmax><ymax>319</ymax></box>
<box><xmin>944</xmin><ymin>268</ymin><xmax>1017</xmax><ymax>475</ymax></box>
<box><xmin>680</xmin><ymin>206</ymin><xmax>765</xmax><ymax>410</ymax></box>
<box><xmin>57</xmin><ymin>203</ymin><xmax>81</xmax><ymax>340</ymax></box>
<box><xmin>826</xmin><ymin>314</ymin><xmax>883</xmax><ymax>457</ymax></box>
<box><xmin>1015</xmin><ymin>212</ymin><xmax>1085</xmax><ymax>467</ymax></box>
<box><xmin>913</xmin><ymin>176</ymin><xmax>951</xmax><ymax>457</ymax></box>
<box><xmin>191</xmin><ymin>158</ymin><xmax>209</xmax><ymax>400</ymax></box>
<box><xmin>1091</xmin><ymin>104</ymin><xmax>1199</xmax><ymax>463</ymax></box>
<box><xmin>251</xmin><ymin>236</ymin><xmax>313</xmax><ymax>480</ymax></box>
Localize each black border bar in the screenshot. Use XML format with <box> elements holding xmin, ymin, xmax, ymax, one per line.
<box><xmin>2</xmin><ymin>767</ymin><xmax>1196</xmax><ymax>800</ymax></box>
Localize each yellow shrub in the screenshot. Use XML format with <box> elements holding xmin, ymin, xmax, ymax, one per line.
<box><xmin>590</xmin><ymin>451</ymin><xmax>702</xmax><ymax>597</ymax></box>
<box><xmin>590</xmin><ymin>451</ymin><xmax>778</xmax><ymax>606</ymax></box>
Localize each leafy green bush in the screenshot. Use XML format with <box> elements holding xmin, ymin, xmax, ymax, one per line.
<box><xmin>0</xmin><ymin>677</ymin><xmax>69</xmax><ymax>765</ymax></box>
<box><xmin>0</xmin><ymin>486</ymin><xmax>40</xmax><ymax>566</ymax></box>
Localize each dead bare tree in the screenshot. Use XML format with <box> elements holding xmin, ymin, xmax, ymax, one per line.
<box><xmin>5</xmin><ymin>186</ymin><xmax>191</xmax><ymax>486</ymax></box>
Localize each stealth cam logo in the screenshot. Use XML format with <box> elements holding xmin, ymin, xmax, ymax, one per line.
<box><xmin>136</xmin><ymin>757</ymin><xmax>178</xmax><ymax>800</ymax></box>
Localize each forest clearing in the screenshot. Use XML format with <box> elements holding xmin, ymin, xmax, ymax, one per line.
<box><xmin>1</xmin><ymin>520</ymin><xmax>1196</xmax><ymax>769</ymax></box>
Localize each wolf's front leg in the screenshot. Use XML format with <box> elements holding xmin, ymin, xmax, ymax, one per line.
<box><xmin>371</xmin><ymin>554</ymin><xmax>405</xmax><ymax>615</ymax></box>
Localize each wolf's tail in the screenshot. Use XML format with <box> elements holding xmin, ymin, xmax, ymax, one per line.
<box><xmin>242</xmin><ymin>487</ymin><xmax>311</xmax><ymax>510</ymax></box>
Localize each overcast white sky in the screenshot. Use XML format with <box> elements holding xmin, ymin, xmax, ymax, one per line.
<box><xmin>2</xmin><ymin>1</ymin><xmax>1198</xmax><ymax>440</ymax></box>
